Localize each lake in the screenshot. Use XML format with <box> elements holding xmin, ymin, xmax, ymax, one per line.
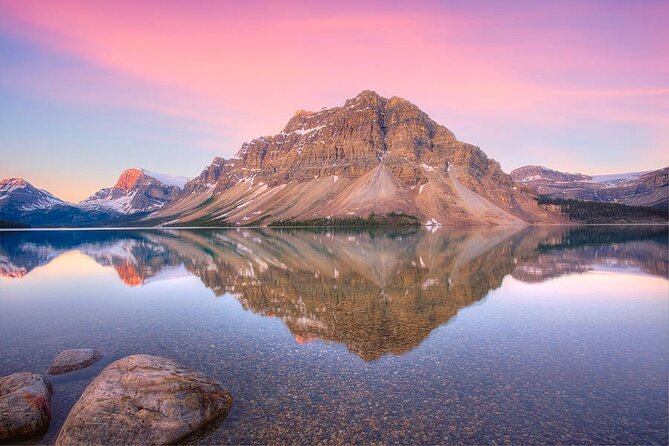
<box><xmin>1</xmin><ymin>225</ymin><xmax>667</xmax><ymax>444</ymax></box>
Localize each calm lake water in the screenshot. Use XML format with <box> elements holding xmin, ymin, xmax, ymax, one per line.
<box><xmin>1</xmin><ymin>225</ymin><xmax>667</xmax><ymax>444</ymax></box>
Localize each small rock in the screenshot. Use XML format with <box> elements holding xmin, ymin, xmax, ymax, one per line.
<box><xmin>0</xmin><ymin>372</ymin><xmax>53</xmax><ymax>440</ymax></box>
<box><xmin>55</xmin><ymin>354</ymin><xmax>233</xmax><ymax>445</ymax></box>
<box><xmin>47</xmin><ymin>348</ymin><xmax>102</xmax><ymax>375</ymax></box>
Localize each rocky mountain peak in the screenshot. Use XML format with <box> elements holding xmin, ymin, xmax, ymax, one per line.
<box><xmin>220</xmin><ymin>90</ymin><xmax>459</xmax><ymax>185</ymax></box>
<box><xmin>0</xmin><ymin>177</ymin><xmax>65</xmax><ymax>213</ymax></box>
<box><xmin>0</xmin><ymin>178</ymin><xmax>30</xmax><ymax>190</ymax></box>
<box><xmin>113</xmin><ymin>168</ymin><xmax>146</xmax><ymax>192</ymax></box>
<box><xmin>344</xmin><ymin>89</ymin><xmax>385</xmax><ymax>107</ymax></box>
<box><xmin>153</xmin><ymin>91</ymin><xmax>562</xmax><ymax>226</ymax></box>
<box><xmin>293</xmin><ymin>109</ymin><xmax>314</xmax><ymax>117</ymax></box>
<box><xmin>81</xmin><ymin>168</ymin><xmax>183</xmax><ymax>214</ymax></box>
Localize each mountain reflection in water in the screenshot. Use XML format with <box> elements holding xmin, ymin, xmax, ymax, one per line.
<box><xmin>1</xmin><ymin>225</ymin><xmax>667</xmax><ymax>361</ymax></box>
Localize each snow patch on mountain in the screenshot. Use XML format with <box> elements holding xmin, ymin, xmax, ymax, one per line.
<box><xmin>291</xmin><ymin>124</ymin><xmax>326</xmax><ymax>136</ymax></box>
<box><xmin>0</xmin><ymin>178</ymin><xmax>29</xmax><ymax>195</ymax></box>
<box><xmin>588</xmin><ymin>170</ymin><xmax>653</xmax><ymax>185</ymax></box>
<box><xmin>80</xmin><ymin>190</ymin><xmax>139</xmax><ymax>213</ymax></box>
<box><xmin>140</xmin><ymin>169</ymin><xmax>189</xmax><ymax>188</ymax></box>
<box><xmin>520</xmin><ymin>175</ymin><xmax>542</xmax><ymax>182</ymax></box>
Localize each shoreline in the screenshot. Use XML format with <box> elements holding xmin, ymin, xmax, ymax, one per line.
<box><xmin>1</xmin><ymin>222</ymin><xmax>667</xmax><ymax>232</ymax></box>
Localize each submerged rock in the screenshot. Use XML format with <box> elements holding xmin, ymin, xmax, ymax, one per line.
<box><xmin>47</xmin><ymin>348</ymin><xmax>102</xmax><ymax>375</ymax></box>
<box><xmin>55</xmin><ymin>354</ymin><xmax>233</xmax><ymax>445</ymax></box>
<box><xmin>0</xmin><ymin>372</ymin><xmax>53</xmax><ymax>440</ymax></box>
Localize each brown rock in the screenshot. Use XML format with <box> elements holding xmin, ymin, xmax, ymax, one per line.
<box><xmin>55</xmin><ymin>354</ymin><xmax>233</xmax><ymax>446</ymax></box>
<box><xmin>0</xmin><ymin>372</ymin><xmax>53</xmax><ymax>440</ymax></box>
<box><xmin>47</xmin><ymin>348</ymin><xmax>102</xmax><ymax>375</ymax></box>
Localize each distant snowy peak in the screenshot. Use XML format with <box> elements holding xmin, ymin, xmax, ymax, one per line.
<box><xmin>0</xmin><ymin>178</ymin><xmax>30</xmax><ymax>193</ymax></box>
<box><xmin>589</xmin><ymin>170</ymin><xmax>653</xmax><ymax>185</ymax></box>
<box><xmin>510</xmin><ymin>165</ymin><xmax>655</xmax><ymax>186</ymax></box>
<box><xmin>80</xmin><ymin>168</ymin><xmax>185</xmax><ymax>214</ymax></box>
<box><xmin>140</xmin><ymin>169</ymin><xmax>189</xmax><ymax>189</ymax></box>
<box><xmin>111</xmin><ymin>168</ymin><xmax>189</xmax><ymax>192</ymax></box>
<box><xmin>509</xmin><ymin>166</ymin><xmax>590</xmax><ymax>183</ymax></box>
<box><xmin>0</xmin><ymin>177</ymin><xmax>66</xmax><ymax>211</ymax></box>
<box><xmin>510</xmin><ymin>165</ymin><xmax>668</xmax><ymax>208</ymax></box>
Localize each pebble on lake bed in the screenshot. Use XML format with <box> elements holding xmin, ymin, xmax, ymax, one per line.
<box><xmin>47</xmin><ymin>349</ymin><xmax>102</xmax><ymax>375</ymax></box>
<box><xmin>55</xmin><ymin>354</ymin><xmax>233</xmax><ymax>446</ymax></box>
<box><xmin>0</xmin><ymin>372</ymin><xmax>53</xmax><ymax>441</ymax></box>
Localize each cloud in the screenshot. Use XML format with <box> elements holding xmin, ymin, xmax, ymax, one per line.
<box><xmin>1</xmin><ymin>0</ymin><xmax>667</xmax><ymax>191</ymax></box>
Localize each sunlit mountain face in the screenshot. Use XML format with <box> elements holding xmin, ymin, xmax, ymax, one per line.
<box><xmin>2</xmin><ymin>226</ymin><xmax>666</xmax><ymax>361</ymax></box>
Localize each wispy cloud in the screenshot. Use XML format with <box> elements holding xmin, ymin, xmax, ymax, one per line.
<box><xmin>1</xmin><ymin>0</ymin><xmax>667</xmax><ymax>200</ymax></box>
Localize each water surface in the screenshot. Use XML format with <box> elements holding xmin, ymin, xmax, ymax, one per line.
<box><xmin>1</xmin><ymin>226</ymin><xmax>667</xmax><ymax>444</ymax></box>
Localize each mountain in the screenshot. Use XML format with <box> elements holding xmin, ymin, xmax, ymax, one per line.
<box><xmin>80</xmin><ymin>168</ymin><xmax>187</xmax><ymax>214</ymax></box>
<box><xmin>4</xmin><ymin>92</ymin><xmax>663</xmax><ymax>228</ymax></box>
<box><xmin>510</xmin><ymin>165</ymin><xmax>669</xmax><ymax>208</ymax></box>
<box><xmin>0</xmin><ymin>178</ymin><xmax>65</xmax><ymax>212</ymax></box>
<box><xmin>0</xmin><ymin>168</ymin><xmax>188</xmax><ymax>227</ymax></box>
<box><xmin>0</xmin><ymin>178</ymin><xmax>122</xmax><ymax>227</ymax></box>
<box><xmin>0</xmin><ymin>178</ymin><xmax>87</xmax><ymax>226</ymax></box>
<box><xmin>149</xmin><ymin>91</ymin><xmax>560</xmax><ymax>226</ymax></box>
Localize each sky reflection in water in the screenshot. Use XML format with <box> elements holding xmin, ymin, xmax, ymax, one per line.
<box><xmin>0</xmin><ymin>226</ymin><xmax>667</xmax><ymax>444</ymax></box>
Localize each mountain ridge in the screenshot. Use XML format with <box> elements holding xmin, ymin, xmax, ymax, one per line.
<box><xmin>0</xmin><ymin>178</ymin><xmax>67</xmax><ymax>211</ymax></box>
<box><xmin>149</xmin><ymin>90</ymin><xmax>560</xmax><ymax>226</ymax></box>
<box><xmin>80</xmin><ymin>168</ymin><xmax>186</xmax><ymax>214</ymax></box>
<box><xmin>0</xmin><ymin>169</ymin><xmax>189</xmax><ymax>226</ymax></box>
<box><xmin>511</xmin><ymin>165</ymin><xmax>668</xmax><ymax>208</ymax></box>
<box><xmin>2</xmin><ymin>91</ymin><xmax>667</xmax><ymax>227</ymax></box>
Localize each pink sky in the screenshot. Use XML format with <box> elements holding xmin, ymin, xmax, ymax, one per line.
<box><xmin>1</xmin><ymin>0</ymin><xmax>668</xmax><ymax>201</ymax></box>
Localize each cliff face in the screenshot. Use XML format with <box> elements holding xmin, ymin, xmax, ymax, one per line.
<box><xmin>628</xmin><ymin>168</ymin><xmax>669</xmax><ymax>207</ymax></box>
<box><xmin>151</xmin><ymin>91</ymin><xmax>561</xmax><ymax>225</ymax></box>
<box><xmin>80</xmin><ymin>168</ymin><xmax>183</xmax><ymax>214</ymax></box>
<box><xmin>511</xmin><ymin>165</ymin><xmax>669</xmax><ymax>208</ymax></box>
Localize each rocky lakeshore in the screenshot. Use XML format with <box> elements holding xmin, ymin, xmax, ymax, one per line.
<box><xmin>0</xmin><ymin>373</ymin><xmax>53</xmax><ymax>441</ymax></box>
<box><xmin>0</xmin><ymin>352</ymin><xmax>232</xmax><ymax>445</ymax></box>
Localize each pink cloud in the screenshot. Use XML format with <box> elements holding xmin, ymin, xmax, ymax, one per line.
<box><xmin>1</xmin><ymin>0</ymin><xmax>667</xmax><ymax>172</ymax></box>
